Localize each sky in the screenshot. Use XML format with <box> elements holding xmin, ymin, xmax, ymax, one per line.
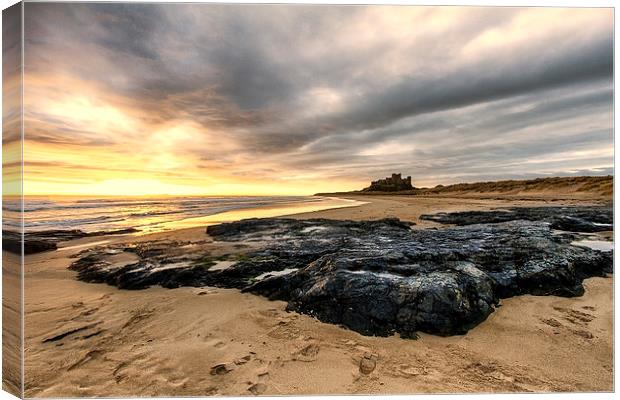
<box><xmin>13</xmin><ymin>4</ymin><xmax>614</xmax><ymax>196</ymax></box>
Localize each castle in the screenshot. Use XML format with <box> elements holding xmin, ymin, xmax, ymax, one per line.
<box><xmin>363</xmin><ymin>173</ymin><xmax>414</xmax><ymax>192</ymax></box>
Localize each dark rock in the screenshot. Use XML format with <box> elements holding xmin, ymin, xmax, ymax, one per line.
<box><xmin>68</xmin><ymin>211</ymin><xmax>612</xmax><ymax>338</ymax></box>
<box><xmin>420</xmin><ymin>205</ymin><xmax>613</xmax><ymax>233</ymax></box>
<box><xmin>2</xmin><ymin>227</ymin><xmax>140</xmax><ymax>255</ymax></box>
<box><xmin>3</xmin><ymin>230</ymin><xmax>58</xmax><ymax>254</ymax></box>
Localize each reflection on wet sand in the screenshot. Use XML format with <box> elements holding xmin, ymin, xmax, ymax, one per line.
<box><xmin>158</xmin><ymin>197</ymin><xmax>367</xmax><ymax>232</ymax></box>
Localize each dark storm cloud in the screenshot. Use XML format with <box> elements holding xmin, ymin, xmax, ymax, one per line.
<box><xmin>3</xmin><ymin>3</ymin><xmax>22</xmax><ymax>145</ymax></box>
<box><xmin>306</xmin><ymin>83</ymin><xmax>613</xmax><ymax>154</ymax></box>
<box><xmin>339</xmin><ymin>36</ymin><xmax>612</xmax><ymax>130</ymax></box>
<box><xmin>94</xmin><ymin>5</ymin><xmax>164</xmax><ymax>61</ymax></box>
<box><xmin>23</xmin><ymin>4</ymin><xmax>614</xmax><ymax>185</ymax></box>
<box><xmin>237</xmin><ymin>34</ymin><xmax>613</xmax><ymax>155</ymax></box>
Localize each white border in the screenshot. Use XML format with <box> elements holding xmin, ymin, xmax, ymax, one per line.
<box><xmin>0</xmin><ymin>1</ymin><xmax>616</xmax><ymax>400</ymax></box>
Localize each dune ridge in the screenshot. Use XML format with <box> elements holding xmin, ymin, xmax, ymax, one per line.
<box><xmin>318</xmin><ymin>175</ymin><xmax>613</xmax><ymax>199</ymax></box>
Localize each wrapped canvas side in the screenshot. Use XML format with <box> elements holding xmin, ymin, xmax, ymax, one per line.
<box><xmin>2</xmin><ymin>2</ymin><xmax>23</xmax><ymax>398</ymax></box>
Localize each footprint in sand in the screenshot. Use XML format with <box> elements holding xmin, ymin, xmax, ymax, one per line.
<box><xmin>248</xmin><ymin>382</ymin><xmax>267</xmax><ymax>395</ymax></box>
<box><xmin>112</xmin><ymin>353</ymin><xmax>150</xmax><ymax>383</ymax></box>
<box><xmin>67</xmin><ymin>349</ymin><xmax>104</xmax><ymax>371</ymax></box>
<box><xmin>267</xmin><ymin>322</ymin><xmax>300</xmax><ymax>340</ymax></box>
<box><xmin>81</xmin><ymin>329</ymin><xmax>105</xmax><ymax>339</ymax></box>
<box><xmin>468</xmin><ymin>362</ymin><xmax>515</xmax><ymax>383</ymax></box>
<box><xmin>75</xmin><ymin>307</ymin><xmax>99</xmax><ymax>319</ymax></box>
<box><xmin>195</xmin><ymin>288</ymin><xmax>217</xmax><ymax>296</ymax></box>
<box><xmin>553</xmin><ymin>306</ymin><xmax>595</xmax><ymax>326</ymax></box>
<box><xmin>258</xmin><ymin>308</ymin><xmax>280</xmax><ymax>318</ymax></box>
<box><xmin>121</xmin><ymin>307</ymin><xmax>155</xmax><ymax>331</ymax></box>
<box><xmin>395</xmin><ymin>363</ymin><xmax>427</xmax><ymax>378</ymax></box>
<box><xmin>71</xmin><ymin>302</ymin><xmax>85</xmax><ymax>310</ymax></box>
<box><xmin>112</xmin><ymin>363</ymin><xmax>131</xmax><ymax>383</ymax></box>
<box><xmin>292</xmin><ymin>343</ymin><xmax>320</xmax><ymax>362</ymax></box>
<box><xmin>207</xmin><ymin>339</ymin><xmax>227</xmax><ymax>349</ymax></box>
<box><xmin>247</xmin><ymin>371</ymin><xmax>270</xmax><ymax>395</ymax></box>
<box><xmin>257</xmin><ymin>371</ymin><xmax>270</xmax><ymax>382</ymax></box>
<box><xmin>541</xmin><ymin>318</ymin><xmax>562</xmax><ymax>328</ymax></box>
<box><xmin>234</xmin><ymin>354</ymin><xmax>252</xmax><ymax>365</ymax></box>
<box><xmin>571</xmin><ymin>329</ymin><xmax>594</xmax><ymax>340</ymax></box>
<box><xmin>210</xmin><ymin>363</ymin><xmax>235</xmax><ymax>376</ymax></box>
<box><xmin>42</xmin><ymin>322</ymin><xmax>101</xmax><ymax>343</ymax></box>
<box><xmin>202</xmin><ymin>386</ymin><xmax>219</xmax><ymax>396</ymax></box>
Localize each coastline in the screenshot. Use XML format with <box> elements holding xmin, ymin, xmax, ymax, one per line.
<box><xmin>20</xmin><ymin>194</ymin><xmax>613</xmax><ymax>396</ymax></box>
<box><xmin>156</xmin><ymin>196</ymin><xmax>366</xmax><ymax>232</ymax></box>
<box><xmin>6</xmin><ymin>196</ymin><xmax>366</xmax><ymax>254</ymax></box>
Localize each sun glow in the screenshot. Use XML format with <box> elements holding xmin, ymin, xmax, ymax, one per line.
<box><xmin>20</xmin><ymin>74</ymin><xmax>322</xmax><ymax>196</ymax></box>
<box><xmin>20</xmin><ymin>73</ymin><xmax>365</xmax><ymax>196</ymax></box>
<box><xmin>26</xmin><ymin>178</ymin><xmax>208</xmax><ymax>197</ymax></box>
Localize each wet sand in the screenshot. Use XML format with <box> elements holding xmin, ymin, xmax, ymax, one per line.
<box><xmin>21</xmin><ymin>195</ymin><xmax>613</xmax><ymax>396</ymax></box>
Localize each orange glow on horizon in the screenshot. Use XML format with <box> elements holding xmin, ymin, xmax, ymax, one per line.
<box><xmin>20</xmin><ymin>72</ymin><xmax>365</xmax><ymax>196</ymax></box>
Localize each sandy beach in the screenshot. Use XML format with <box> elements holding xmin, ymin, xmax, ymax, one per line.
<box><xmin>20</xmin><ymin>195</ymin><xmax>613</xmax><ymax>397</ymax></box>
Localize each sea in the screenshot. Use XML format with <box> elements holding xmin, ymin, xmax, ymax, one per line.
<box><xmin>3</xmin><ymin>196</ymin><xmax>364</xmax><ymax>234</ymax></box>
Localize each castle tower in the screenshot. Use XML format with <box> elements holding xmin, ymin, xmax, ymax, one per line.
<box><xmin>363</xmin><ymin>173</ymin><xmax>413</xmax><ymax>191</ymax></box>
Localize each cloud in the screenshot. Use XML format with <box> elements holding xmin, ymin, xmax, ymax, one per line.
<box><xmin>3</xmin><ymin>4</ymin><xmax>22</xmax><ymax>146</ymax></box>
<box><xmin>22</xmin><ymin>4</ymin><xmax>614</xmax><ymax>193</ymax></box>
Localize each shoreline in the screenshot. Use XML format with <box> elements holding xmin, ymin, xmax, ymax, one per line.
<box><xmin>156</xmin><ymin>195</ymin><xmax>367</xmax><ymax>232</ymax></box>
<box><xmin>20</xmin><ymin>194</ymin><xmax>613</xmax><ymax>396</ymax></box>
<box><xmin>13</xmin><ymin>191</ymin><xmax>611</xmax><ymax>253</ymax></box>
<box><xmin>7</xmin><ymin>196</ymin><xmax>367</xmax><ymax>255</ymax></box>
<box><xmin>61</xmin><ymin>192</ymin><xmax>611</xmax><ymax>245</ymax></box>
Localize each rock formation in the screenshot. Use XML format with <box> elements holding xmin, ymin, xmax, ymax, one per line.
<box><xmin>420</xmin><ymin>206</ymin><xmax>613</xmax><ymax>232</ymax></box>
<box><xmin>3</xmin><ymin>228</ymin><xmax>140</xmax><ymax>255</ymax></box>
<box><xmin>68</xmin><ymin>206</ymin><xmax>612</xmax><ymax>338</ymax></box>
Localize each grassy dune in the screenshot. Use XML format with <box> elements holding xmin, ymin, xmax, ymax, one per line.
<box><xmin>319</xmin><ymin>175</ymin><xmax>613</xmax><ymax>199</ymax></box>
<box><xmin>422</xmin><ymin>175</ymin><xmax>613</xmax><ymax>197</ymax></box>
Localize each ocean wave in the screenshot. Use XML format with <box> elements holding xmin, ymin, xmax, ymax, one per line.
<box><xmin>18</xmin><ymin>195</ymin><xmax>324</xmax><ymax>234</ymax></box>
<box><xmin>25</xmin><ymin>215</ymin><xmax>127</xmax><ymax>229</ymax></box>
<box><xmin>21</xmin><ymin>196</ymin><xmax>310</xmax><ymax>213</ymax></box>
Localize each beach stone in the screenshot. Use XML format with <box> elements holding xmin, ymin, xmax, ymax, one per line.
<box><xmin>359</xmin><ymin>354</ymin><xmax>377</xmax><ymax>374</ymax></box>
<box><xmin>69</xmin><ymin>206</ymin><xmax>613</xmax><ymax>338</ymax></box>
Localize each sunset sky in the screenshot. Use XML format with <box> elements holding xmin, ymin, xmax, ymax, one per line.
<box><xmin>12</xmin><ymin>4</ymin><xmax>614</xmax><ymax>196</ymax></box>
